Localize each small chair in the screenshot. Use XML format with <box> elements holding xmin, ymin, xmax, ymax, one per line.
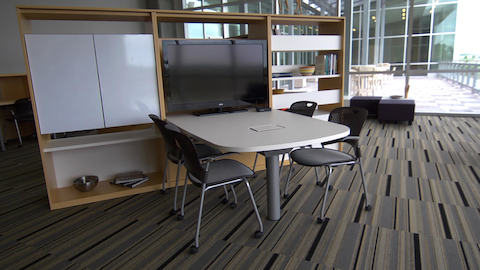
<box><xmin>171</xmin><ymin>130</ymin><xmax>263</xmax><ymax>253</ymax></box>
<box><xmin>283</xmin><ymin>107</ymin><xmax>371</xmax><ymax>223</ymax></box>
<box><xmin>149</xmin><ymin>114</ymin><xmax>234</xmax><ymax>215</ymax></box>
<box><xmin>9</xmin><ymin>98</ymin><xmax>35</xmax><ymax>146</ymax></box>
<box><xmin>252</xmin><ymin>101</ymin><xmax>317</xmax><ymax>172</ymax></box>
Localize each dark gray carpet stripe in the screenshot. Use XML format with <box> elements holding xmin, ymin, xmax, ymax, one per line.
<box><xmin>414</xmin><ymin>233</ymin><xmax>422</xmax><ymax>270</ymax></box>
<box><xmin>0</xmin><ymin>116</ymin><xmax>479</xmax><ymax>269</ymax></box>
<box><xmin>305</xmin><ymin>218</ymin><xmax>329</xmax><ymax>261</ymax></box>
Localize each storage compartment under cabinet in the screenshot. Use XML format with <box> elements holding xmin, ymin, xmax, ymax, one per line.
<box><xmin>272</xmin><ymin>89</ymin><xmax>340</xmax><ymax>109</ymax></box>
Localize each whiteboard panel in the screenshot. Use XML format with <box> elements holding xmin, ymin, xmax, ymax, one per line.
<box><xmin>25</xmin><ymin>34</ymin><xmax>105</xmax><ymax>134</ymax></box>
<box><xmin>94</xmin><ymin>34</ymin><xmax>160</xmax><ymax>127</ymax></box>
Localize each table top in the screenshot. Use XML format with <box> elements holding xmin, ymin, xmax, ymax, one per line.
<box><xmin>167</xmin><ymin>109</ymin><xmax>350</xmax><ymax>153</ymax></box>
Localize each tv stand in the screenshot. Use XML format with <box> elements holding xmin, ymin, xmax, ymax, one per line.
<box><xmin>194</xmin><ymin>106</ymin><xmax>248</xmax><ymax>116</ymax></box>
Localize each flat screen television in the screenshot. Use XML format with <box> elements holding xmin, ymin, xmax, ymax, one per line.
<box><xmin>162</xmin><ymin>39</ymin><xmax>268</xmax><ymax>114</ymax></box>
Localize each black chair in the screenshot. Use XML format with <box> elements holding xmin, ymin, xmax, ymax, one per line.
<box><xmin>171</xmin><ymin>130</ymin><xmax>263</xmax><ymax>253</ymax></box>
<box><xmin>149</xmin><ymin>114</ymin><xmax>234</xmax><ymax>215</ymax></box>
<box><xmin>9</xmin><ymin>98</ymin><xmax>35</xmax><ymax>146</ymax></box>
<box><xmin>252</xmin><ymin>101</ymin><xmax>317</xmax><ymax>172</ymax></box>
<box><xmin>283</xmin><ymin>107</ymin><xmax>371</xmax><ymax>223</ymax></box>
<box><xmin>287</xmin><ymin>100</ymin><xmax>318</xmax><ymax>117</ymax></box>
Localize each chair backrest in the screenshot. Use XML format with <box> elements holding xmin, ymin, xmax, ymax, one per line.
<box><xmin>14</xmin><ymin>98</ymin><xmax>34</xmax><ymax>118</ymax></box>
<box><xmin>288</xmin><ymin>101</ymin><xmax>318</xmax><ymax>117</ymax></box>
<box><xmin>148</xmin><ymin>114</ymin><xmax>181</xmax><ymax>160</ymax></box>
<box><xmin>328</xmin><ymin>107</ymin><xmax>368</xmax><ymax>137</ymax></box>
<box><xmin>170</xmin><ymin>130</ymin><xmax>206</xmax><ymax>182</ymax></box>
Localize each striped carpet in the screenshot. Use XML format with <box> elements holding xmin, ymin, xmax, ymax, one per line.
<box><xmin>0</xmin><ymin>115</ymin><xmax>479</xmax><ymax>269</ymax></box>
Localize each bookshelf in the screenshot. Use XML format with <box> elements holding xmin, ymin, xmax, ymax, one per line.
<box><xmin>16</xmin><ymin>6</ymin><xmax>345</xmax><ymax>209</ymax></box>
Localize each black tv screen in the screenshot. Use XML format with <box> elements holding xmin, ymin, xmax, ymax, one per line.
<box><xmin>162</xmin><ymin>39</ymin><xmax>268</xmax><ymax>113</ymax></box>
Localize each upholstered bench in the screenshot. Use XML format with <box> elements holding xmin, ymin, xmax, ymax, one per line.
<box><xmin>349</xmin><ymin>96</ymin><xmax>382</xmax><ymax>117</ymax></box>
<box><xmin>378</xmin><ymin>99</ymin><xmax>415</xmax><ymax>125</ymax></box>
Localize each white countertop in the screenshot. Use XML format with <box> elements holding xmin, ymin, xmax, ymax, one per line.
<box><xmin>167</xmin><ymin>109</ymin><xmax>349</xmax><ymax>153</ymax></box>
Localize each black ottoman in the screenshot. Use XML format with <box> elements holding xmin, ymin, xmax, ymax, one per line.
<box><xmin>378</xmin><ymin>99</ymin><xmax>415</xmax><ymax>125</ymax></box>
<box><xmin>350</xmin><ymin>96</ymin><xmax>382</xmax><ymax>116</ymax></box>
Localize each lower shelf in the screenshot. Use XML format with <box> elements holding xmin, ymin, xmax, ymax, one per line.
<box><xmin>49</xmin><ymin>171</ymin><xmax>164</xmax><ymax>210</ymax></box>
<box><xmin>46</xmin><ymin>152</ymin><xmax>265</xmax><ymax>210</ymax></box>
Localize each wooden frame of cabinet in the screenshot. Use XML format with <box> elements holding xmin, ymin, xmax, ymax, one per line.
<box><xmin>16</xmin><ymin>5</ymin><xmax>345</xmax><ymax>209</ymax></box>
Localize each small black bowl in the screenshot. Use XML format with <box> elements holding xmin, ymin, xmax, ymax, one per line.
<box><xmin>73</xmin><ymin>175</ymin><xmax>99</xmax><ymax>192</ymax></box>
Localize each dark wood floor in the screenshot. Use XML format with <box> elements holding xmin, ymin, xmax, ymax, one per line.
<box><xmin>1</xmin><ymin>115</ymin><xmax>480</xmax><ymax>269</ymax></box>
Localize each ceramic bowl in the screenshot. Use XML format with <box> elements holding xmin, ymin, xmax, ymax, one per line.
<box><xmin>299</xmin><ymin>66</ymin><xmax>315</xmax><ymax>76</ymax></box>
<box><xmin>73</xmin><ymin>175</ymin><xmax>99</xmax><ymax>192</ymax></box>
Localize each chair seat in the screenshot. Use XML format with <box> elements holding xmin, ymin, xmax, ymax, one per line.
<box><xmin>189</xmin><ymin>159</ymin><xmax>254</xmax><ymax>185</ymax></box>
<box><xmin>290</xmin><ymin>148</ymin><xmax>355</xmax><ymax>167</ymax></box>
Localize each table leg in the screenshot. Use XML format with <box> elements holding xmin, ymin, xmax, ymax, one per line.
<box><xmin>0</xmin><ymin>126</ymin><xmax>5</xmax><ymax>151</ymax></box>
<box><xmin>265</xmin><ymin>154</ymin><xmax>280</xmax><ymax>220</ymax></box>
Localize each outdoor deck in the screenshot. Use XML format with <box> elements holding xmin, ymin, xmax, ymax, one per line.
<box><xmin>350</xmin><ymin>75</ymin><xmax>480</xmax><ymax>115</ymax></box>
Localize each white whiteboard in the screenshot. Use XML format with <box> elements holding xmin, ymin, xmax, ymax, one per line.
<box><xmin>94</xmin><ymin>34</ymin><xmax>160</xmax><ymax>127</ymax></box>
<box><xmin>25</xmin><ymin>34</ymin><xmax>105</xmax><ymax>134</ymax></box>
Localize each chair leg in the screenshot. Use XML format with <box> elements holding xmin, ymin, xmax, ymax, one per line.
<box><xmin>229</xmin><ymin>184</ymin><xmax>238</xmax><ymax>208</ymax></box>
<box><xmin>171</xmin><ymin>162</ymin><xmax>182</xmax><ymax>214</ymax></box>
<box><xmin>283</xmin><ymin>161</ymin><xmax>294</xmax><ymax>198</ymax></box>
<box><xmin>319</xmin><ymin>166</ymin><xmax>330</xmax><ymax>188</ymax></box>
<box><xmin>222</xmin><ymin>186</ymin><xmax>229</xmax><ymax>204</ymax></box>
<box><xmin>178</xmin><ymin>173</ymin><xmax>189</xmax><ymax>220</ymax></box>
<box><xmin>318</xmin><ymin>166</ymin><xmax>332</xmax><ymax>223</ymax></box>
<box><xmin>252</xmin><ymin>152</ymin><xmax>259</xmax><ymax>171</ymax></box>
<box><xmin>314</xmin><ymin>167</ymin><xmax>319</xmax><ymax>185</ymax></box>
<box><xmin>191</xmin><ymin>184</ymin><xmax>206</xmax><ymax>253</ymax></box>
<box><xmin>244</xmin><ymin>179</ymin><xmax>263</xmax><ymax>238</ymax></box>
<box><xmin>13</xmin><ymin>118</ymin><xmax>22</xmax><ymax>146</ymax></box>
<box><xmin>0</xmin><ymin>126</ymin><xmax>5</xmax><ymax>152</ymax></box>
<box><xmin>279</xmin><ymin>153</ymin><xmax>285</xmax><ymax>175</ymax></box>
<box><xmin>161</xmin><ymin>157</ymin><xmax>168</xmax><ymax>193</ymax></box>
<box><xmin>358</xmin><ymin>160</ymin><xmax>372</xmax><ymax>211</ymax></box>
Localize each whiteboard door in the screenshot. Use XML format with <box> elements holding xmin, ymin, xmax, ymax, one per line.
<box><xmin>94</xmin><ymin>34</ymin><xmax>160</xmax><ymax>127</ymax></box>
<box><xmin>25</xmin><ymin>35</ymin><xmax>105</xmax><ymax>134</ymax></box>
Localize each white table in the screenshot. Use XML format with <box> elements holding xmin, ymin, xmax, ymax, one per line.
<box><xmin>168</xmin><ymin>109</ymin><xmax>349</xmax><ymax>220</ymax></box>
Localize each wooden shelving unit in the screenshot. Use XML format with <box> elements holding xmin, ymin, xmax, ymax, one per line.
<box><xmin>16</xmin><ymin>6</ymin><xmax>345</xmax><ymax>209</ymax></box>
<box><xmin>270</xmin><ymin>15</ymin><xmax>345</xmax><ymax>111</ymax></box>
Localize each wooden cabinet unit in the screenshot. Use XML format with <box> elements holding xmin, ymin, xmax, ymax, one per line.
<box><xmin>270</xmin><ymin>16</ymin><xmax>345</xmax><ymax>112</ymax></box>
<box><xmin>17</xmin><ymin>6</ymin><xmax>345</xmax><ymax>209</ymax></box>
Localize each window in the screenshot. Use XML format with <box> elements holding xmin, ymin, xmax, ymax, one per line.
<box><xmin>383</xmin><ymin>37</ymin><xmax>405</xmax><ymax>63</ymax></box>
<box><xmin>433</xmin><ymin>4</ymin><xmax>457</xmax><ymax>33</ymax></box>
<box><xmin>431</xmin><ymin>34</ymin><xmax>454</xmax><ymax>62</ymax></box>
<box><xmin>385</xmin><ymin>0</ymin><xmax>407</xmax><ymax>8</ymax></box>
<box><xmin>413</xmin><ymin>6</ymin><xmax>432</xmax><ymax>34</ymax></box>
<box><xmin>411</xmin><ymin>36</ymin><xmax>430</xmax><ymax>63</ymax></box>
<box><xmin>385</xmin><ymin>8</ymin><xmax>406</xmax><ymax>36</ymax></box>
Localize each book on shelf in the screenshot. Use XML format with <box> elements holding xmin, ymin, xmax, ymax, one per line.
<box><xmin>315</xmin><ymin>53</ymin><xmax>338</xmax><ymax>75</ymax></box>
<box><xmin>124</xmin><ymin>176</ymin><xmax>150</xmax><ymax>188</ymax></box>
<box><xmin>111</xmin><ymin>170</ymin><xmax>149</xmax><ymax>186</ymax></box>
